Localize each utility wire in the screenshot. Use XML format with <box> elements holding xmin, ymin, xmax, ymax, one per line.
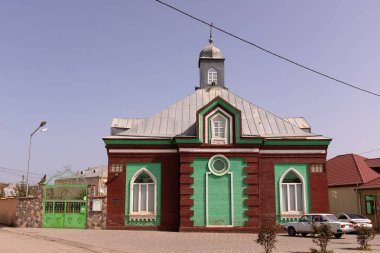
<box><xmin>359</xmin><ymin>148</ymin><xmax>380</xmax><ymax>155</ymax></box>
<box><xmin>155</xmin><ymin>0</ymin><xmax>380</xmax><ymax>97</ymax></box>
<box><xmin>0</xmin><ymin>166</ymin><xmax>46</xmax><ymax>176</ymax></box>
<box><xmin>0</xmin><ymin>122</ymin><xmax>26</xmax><ymax>135</ymax></box>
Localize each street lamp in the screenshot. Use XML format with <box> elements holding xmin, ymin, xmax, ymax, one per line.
<box><xmin>26</xmin><ymin>121</ymin><xmax>47</xmax><ymax>197</ymax></box>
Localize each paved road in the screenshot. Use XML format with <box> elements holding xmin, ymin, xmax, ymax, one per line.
<box><xmin>1</xmin><ymin>227</ymin><xmax>380</xmax><ymax>253</ymax></box>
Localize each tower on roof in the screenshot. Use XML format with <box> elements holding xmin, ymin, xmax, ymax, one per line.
<box><xmin>198</xmin><ymin>24</ymin><xmax>225</xmax><ymax>89</ymax></box>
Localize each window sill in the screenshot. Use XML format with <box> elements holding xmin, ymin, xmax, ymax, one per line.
<box><xmin>129</xmin><ymin>213</ymin><xmax>157</xmax><ymax>221</ymax></box>
<box><xmin>211</xmin><ymin>138</ymin><xmax>227</xmax><ymax>144</ymax></box>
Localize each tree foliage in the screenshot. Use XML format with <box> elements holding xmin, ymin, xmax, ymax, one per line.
<box><xmin>15</xmin><ymin>183</ymin><xmax>27</xmax><ymax>197</ymax></box>
<box><xmin>255</xmin><ymin>224</ymin><xmax>278</xmax><ymax>253</ymax></box>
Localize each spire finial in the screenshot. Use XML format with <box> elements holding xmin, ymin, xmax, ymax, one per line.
<box><xmin>209</xmin><ymin>22</ymin><xmax>213</xmax><ymax>44</ymax></box>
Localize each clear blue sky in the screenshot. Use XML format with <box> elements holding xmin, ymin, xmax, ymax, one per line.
<box><xmin>1</xmin><ymin>0</ymin><xmax>380</xmax><ymax>183</ymax></box>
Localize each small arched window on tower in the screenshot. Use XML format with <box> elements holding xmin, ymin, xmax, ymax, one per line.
<box><xmin>208</xmin><ymin>68</ymin><xmax>217</xmax><ymax>85</ymax></box>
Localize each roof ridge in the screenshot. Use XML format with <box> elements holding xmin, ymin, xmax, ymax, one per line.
<box><xmin>352</xmin><ymin>153</ymin><xmax>379</xmax><ymax>183</ymax></box>
<box><xmin>352</xmin><ymin>154</ymin><xmax>365</xmax><ymax>183</ymax></box>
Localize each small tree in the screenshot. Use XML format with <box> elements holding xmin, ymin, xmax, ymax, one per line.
<box><xmin>15</xmin><ymin>183</ymin><xmax>27</xmax><ymax>197</ymax></box>
<box><xmin>311</xmin><ymin>223</ymin><xmax>334</xmax><ymax>253</ymax></box>
<box><xmin>0</xmin><ymin>187</ymin><xmax>4</xmax><ymax>198</ymax></box>
<box><xmin>354</xmin><ymin>225</ymin><xmax>376</xmax><ymax>250</ymax></box>
<box><xmin>255</xmin><ymin>224</ymin><xmax>278</xmax><ymax>253</ymax></box>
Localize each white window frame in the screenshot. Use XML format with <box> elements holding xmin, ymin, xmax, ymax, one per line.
<box><xmin>208</xmin><ymin>68</ymin><xmax>217</xmax><ymax>85</ymax></box>
<box><xmin>204</xmin><ymin>108</ymin><xmax>233</xmax><ymax>144</ymax></box>
<box><xmin>129</xmin><ymin>168</ymin><xmax>157</xmax><ymax>221</ymax></box>
<box><xmin>279</xmin><ymin>168</ymin><xmax>306</xmax><ymax>215</ymax></box>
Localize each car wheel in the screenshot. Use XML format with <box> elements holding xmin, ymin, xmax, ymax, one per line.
<box><xmin>287</xmin><ymin>227</ymin><xmax>296</xmax><ymax>236</ymax></box>
<box><xmin>301</xmin><ymin>233</ymin><xmax>307</xmax><ymax>237</ymax></box>
<box><xmin>334</xmin><ymin>233</ymin><xmax>343</xmax><ymax>239</ymax></box>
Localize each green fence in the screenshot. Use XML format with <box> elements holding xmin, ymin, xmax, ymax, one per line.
<box><xmin>42</xmin><ymin>168</ymin><xmax>88</xmax><ymax>229</ymax></box>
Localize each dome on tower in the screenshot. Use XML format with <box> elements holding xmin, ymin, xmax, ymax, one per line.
<box><xmin>199</xmin><ymin>43</ymin><xmax>223</xmax><ymax>58</ymax></box>
<box><xmin>199</xmin><ymin>37</ymin><xmax>223</xmax><ymax>59</ymax></box>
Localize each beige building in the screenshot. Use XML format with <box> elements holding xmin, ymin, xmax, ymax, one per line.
<box><xmin>56</xmin><ymin>166</ymin><xmax>107</xmax><ymax>196</ymax></box>
<box><xmin>327</xmin><ymin>154</ymin><xmax>380</xmax><ymax>227</ymax></box>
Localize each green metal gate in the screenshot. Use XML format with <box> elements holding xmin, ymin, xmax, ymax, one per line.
<box><xmin>42</xmin><ymin>168</ymin><xmax>88</xmax><ymax>229</ymax></box>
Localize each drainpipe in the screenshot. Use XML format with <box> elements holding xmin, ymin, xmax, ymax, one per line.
<box><xmin>374</xmin><ymin>194</ymin><xmax>378</xmax><ymax>229</ymax></box>
<box><xmin>356</xmin><ymin>184</ymin><xmax>361</xmax><ymax>214</ymax></box>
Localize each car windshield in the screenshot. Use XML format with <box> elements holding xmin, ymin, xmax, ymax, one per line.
<box><xmin>347</xmin><ymin>214</ymin><xmax>366</xmax><ymax>219</ymax></box>
<box><xmin>324</xmin><ymin>215</ymin><xmax>338</xmax><ymax>221</ymax></box>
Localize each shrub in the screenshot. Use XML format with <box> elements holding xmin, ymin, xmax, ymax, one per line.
<box><xmin>310</xmin><ymin>223</ymin><xmax>334</xmax><ymax>253</ymax></box>
<box><xmin>354</xmin><ymin>225</ymin><xmax>376</xmax><ymax>250</ymax></box>
<box><xmin>255</xmin><ymin>224</ymin><xmax>278</xmax><ymax>253</ymax></box>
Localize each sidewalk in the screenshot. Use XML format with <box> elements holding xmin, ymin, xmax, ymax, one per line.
<box><xmin>1</xmin><ymin>226</ymin><xmax>380</xmax><ymax>253</ymax></box>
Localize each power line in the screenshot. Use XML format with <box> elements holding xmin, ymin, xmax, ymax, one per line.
<box><xmin>155</xmin><ymin>0</ymin><xmax>380</xmax><ymax>97</ymax></box>
<box><xmin>0</xmin><ymin>166</ymin><xmax>46</xmax><ymax>176</ymax></box>
<box><xmin>0</xmin><ymin>122</ymin><xmax>26</xmax><ymax>135</ymax></box>
<box><xmin>359</xmin><ymin>148</ymin><xmax>380</xmax><ymax>155</ymax></box>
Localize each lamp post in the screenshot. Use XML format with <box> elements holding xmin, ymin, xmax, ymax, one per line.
<box><xmin>26</xmin><ymin>121</ymin><xmax>47</xmax><ymax>197</ymax></box>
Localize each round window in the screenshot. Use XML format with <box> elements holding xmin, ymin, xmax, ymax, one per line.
<box><xmin>208</xmin><ymin>155</ymin><xmax>230</xmax><ymax>176</ymax></box>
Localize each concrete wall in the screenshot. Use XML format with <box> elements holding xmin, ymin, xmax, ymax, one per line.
<box><xmin>328</xmin><ymin>186</ymin><xmax>359</xmax><ymax>214</ymax></box>
<box><xmin>0</xmin><ymin>198</ymin><xmax>17</xmax><ymax>226</ymax></box>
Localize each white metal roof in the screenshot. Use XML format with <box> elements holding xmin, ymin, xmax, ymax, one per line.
<box><xmin>112</xmin><ymin>87</ymin><xmax>326</xmax><ymax>139</ymax></box>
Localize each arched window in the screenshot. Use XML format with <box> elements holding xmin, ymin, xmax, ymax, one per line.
<box><xmin>280</xmin><ymin>169</ymin><xmax>305</xmax><ymax>214</ymax></box>
<box><xmin>208</xmin><ymin>68</ymin><xmax>217</xmax><ymax>85</ymax></box>
<box><xmin>130</xmin><ymin>169</ymin><xmax>157</xmax><ymax>218</ymax></box>
<box><xmin>213</xmin><ymin>115</ymin><xmax>226</xmax><ymax>138</ymax></box>
<box><xmin>211</xmin><ymin>114</ymin><xmax>227</xmax><ymax>144</ymax></box>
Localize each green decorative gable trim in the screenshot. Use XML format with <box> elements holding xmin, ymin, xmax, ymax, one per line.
<box><xmin>198</xmin><ymin>97</ymin><xmax>243</xmax><ymax>144</ymax></box>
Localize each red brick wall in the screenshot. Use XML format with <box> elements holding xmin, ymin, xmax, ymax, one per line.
<box><xmin>106</xmin><ymin>144</ymin><xmax>329</xmax><ymax>232</ymax></box>
<box><xmin>106</xmin><ymin>150</ymin><xmax>179</xmax><ymax>231</ymax></box>
<box><xmin>259</xmin><ymin>154</ymin><xmax>329</xmax><ymax>226</ymax></box>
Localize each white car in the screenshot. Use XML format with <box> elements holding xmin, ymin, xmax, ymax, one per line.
<box><xmin>284</xmin><ymin>213</ymin><xmax>354</xmax><ymax>238</ymax></box>
<box><xmin>337</xmin><ymin>213</ymin><xmax>373</xmax><ymax>228</ymax></box>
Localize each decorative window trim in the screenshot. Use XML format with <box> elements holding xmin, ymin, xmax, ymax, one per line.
<box><xmin>129</xmin><ymin>168</ymin><xmax>157</xmax><ymax>221</ymax></box>
<box><xmin>279</xmin><ymin>168</ymin><xmax>306</xmax><ymax>215</ymax></box>
<box><xmin>208</xmin><ymin>155</ymin><xmax>230</xmax><ymax>176</ymax></box>
<box><xmin>204</xmin><ymin>108</ymin><xmax>233</xmax><ymax>144</ymax></box>
<box><xmin>207</xmin><ymin>68</ymin><xmax>217</xmax><ymax>85</ymax></box>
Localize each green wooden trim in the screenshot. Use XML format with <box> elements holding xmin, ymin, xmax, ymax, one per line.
<box><xmin>237</xmin><ymin>138</ymin><xmax>263</xmax><ymax>144</ymax></box>
<box><xmin>198</xmin><ymin>97</ymin><xmax>245</xmax><ymax>144</ymax></box>
<box><xmin>264</xmin><ymin>139</ymin><xmax>331</xmax><ymax>146</ymax></box>
<box><xmin>173</xmin><ymin>138</ymin><xmax>202</xmax><ymax>144</ymax></box>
